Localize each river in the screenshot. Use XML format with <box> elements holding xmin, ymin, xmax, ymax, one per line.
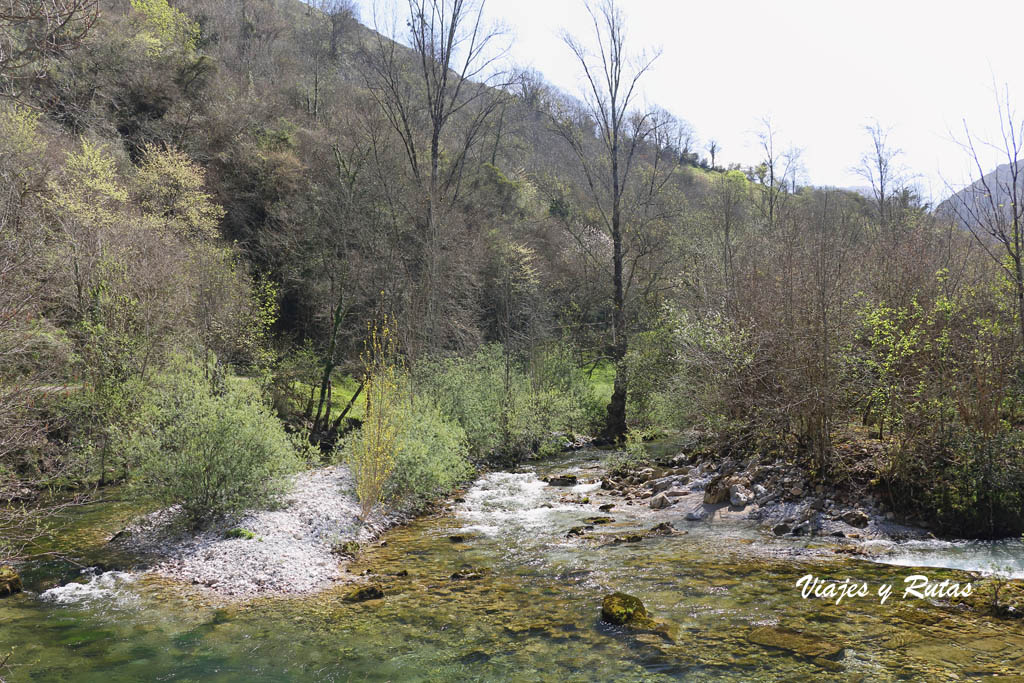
<box><xmin>2</xmin><ymin>451</ymin><xmax>1023</xmax><ymax>681</ymax></box>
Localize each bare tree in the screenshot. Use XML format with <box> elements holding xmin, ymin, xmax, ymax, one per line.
<box><xmin>0</xmin><ymin>0</ymin><xmax>98</xmax><ymax>97</ymax></box>
<box><xmin>554</xmin><ymin>0</ymin><xmax>682</xmax><ymax>441</ymax></box>
<box><xmin>854</xmin><ymin>121</ymin><xmax>906</xmax><ymax>228</ymax></box>
<box><xmin>706</xmin><ymin>138</ymin><xmax>718</xmax><ymax>169</ymax></box>
<box><xmin>949</xmin><ymin>85</ymin><xmax>1024</xmax><ymax>348</ymax></box>
<box><xmin>365</xmin><ymin>0</ymin><xmax>510</xmax><ymax>358</ymax></box>
<box><xmin>752</xmin><ymin>117</ymin><xmax>800</xmax><ymax>228</ymax></box>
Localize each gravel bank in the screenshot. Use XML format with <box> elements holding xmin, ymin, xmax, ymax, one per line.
<box><xmin>112</xmin><ymin>466</ymin><xmax>398</xmax><ymax>598</ymax></box>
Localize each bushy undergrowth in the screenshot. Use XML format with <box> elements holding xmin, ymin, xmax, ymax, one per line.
<box><xmin>414</xmin><ymin>343</ymin><xmax>602</xmax><ymax>462</ymax></box>
<box><xmin>885</xmin><ymin>428</ymin><xmax>1024</xmax><ymax>538</ymax></box>
<box><xmin>127</xmin><ymin>357</ymin><xmax>302</xmax><ymax>527</ymax></box>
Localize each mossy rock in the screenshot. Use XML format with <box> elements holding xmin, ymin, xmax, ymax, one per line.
<box><xmin>0</xmin><ymin>565</ymin><xmax>22</xmax><ymax>597</ymax></box>
<box><xmin>225</xmin><ymin>528</ymin><xmax>256</xmax><ymax>540</ymax></box>
<box><xmin>747</xmin><ymin>626</ymin><xmax>844</xmax><ymax>660</ymax></box>
<box><xmin>450</xmin><ymin>567</ymin><xmax>488</xmax><ymax>581</ymax></box>
<box><xmin>343</xmin><ymin>584</ymin><xmax>384</xmax><ymax>602</ymax></box>
<box><xmin>331</xmin><ymin>541</ymin><xmax>360</xmax><ymax>557</ymax></box>
<box><xmin>548</xmin><ymin>474</ymin><xmax>578</xmax><ymax>487</ymax></box>
<box><xmin>601</xmin><ymin>592</ymin><xmax>648</xmax><ymax>625</ymax></box>
<box><xmin>584</xmin><ymin>516</ymin><xmax>614</xmax><ymax>524</ymax></box>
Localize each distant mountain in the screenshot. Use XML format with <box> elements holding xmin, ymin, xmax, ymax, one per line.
<box><xmin>937</xmin><ymin>161</ymin><xmax>1024</xmax><ymax>231</ymax></box>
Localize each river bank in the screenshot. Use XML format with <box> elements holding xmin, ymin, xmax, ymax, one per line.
<box><xmin>106</xmin><ymin>465</ymin><xmax>399</xmax><ymax>598</ymax></box>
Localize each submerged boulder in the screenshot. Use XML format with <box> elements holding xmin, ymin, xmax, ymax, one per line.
<box><xmin>548</xmin><ymin>474</ymin><xmax>578</xmax><ymax>487</ymax></box>
<box><xmin>0</xmin><ymin>566</ymin><xmax>21</xmax><ymax>597</ymax></box>
<box><xmin>343</xmin><ymin>584</ymin><xmax>384</xmax><ymax>602</ymax></box>
<box><xmin>747</xmin><ymin>626</ymin><xmax>844</xmax><ymax>660</ymax></box>
<box><xmin>648</xmin><ymin>522</ymin><xmax>677</xmax><ymax>535</ymax></box>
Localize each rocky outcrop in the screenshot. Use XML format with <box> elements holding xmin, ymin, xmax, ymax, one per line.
<box><xmin>841</xmin><ymin>509</ymin><xmax>869</xmax><ymax>528</ymax></box>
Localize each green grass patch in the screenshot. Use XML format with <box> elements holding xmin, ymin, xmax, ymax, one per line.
<box><xmin>585</xmin><ymin>358</ymin><xmax>615</xmax><ymax>406</ymax></box>
<box><xmin>292</xmin><ymin>375</ymin><xmax>366</xmax><ymax>421</ymax></box>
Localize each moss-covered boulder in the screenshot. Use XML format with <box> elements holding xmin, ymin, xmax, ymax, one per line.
<box><xmin>0</xmin><ymin>566</ymin><xmax>22</xmax><ymax>597</ymax></box>
<box><xmin>601</xmin><ymin>592</ymin><xmax>648</xmax><ymax>625</ymax></box>
<box><xmin>548</xmin><ymin>474</ymin><xmax>578</xmax><ymax>487</ymax></box>
<box><xmin>600</xmin><ymin>592</ymin><xmax>676</xmax><ymax>643</ymax></box>
<box><xmin>747</xmin><ymin>626</ymin><xmax>844</xmax><ymax>660</ymax></box>
<box><xmin>343</xmin><ymin>584</ymin><xmax>384</xmax><ymax>602</ymax></box>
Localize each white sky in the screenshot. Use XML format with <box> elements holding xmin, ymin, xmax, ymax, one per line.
<box><xmin>355</xmin><ymin>0</ymin><xmax>1024</xmax><ymax>201</ymax></box>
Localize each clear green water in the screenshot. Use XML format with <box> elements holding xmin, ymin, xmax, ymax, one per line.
<box><xmin>3</xmin><ymin>454</ymin><xmax>1024</xmax><ymax>681</ymax></box>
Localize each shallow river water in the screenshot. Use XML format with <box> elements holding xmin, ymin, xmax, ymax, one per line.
<box><xmin>3</xmin><ymin>452</ymin><xmax>1024</xmax><ymax>681</ymax></box>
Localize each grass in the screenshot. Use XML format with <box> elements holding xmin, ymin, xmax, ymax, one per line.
<box><xmin>292</xmin><ymin>374</ymin><xmax>367</xmax><ymax>421</ymax></box>
<box><xmin>586</xmin><ymin>358</ymin><xmax>615</xmax><ymax>406</ymax></box>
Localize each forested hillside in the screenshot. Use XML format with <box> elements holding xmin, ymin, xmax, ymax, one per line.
<box><xmin>3</xmin><ymin>0</ymin><xmax>1024</xmax><ymax>569</ymax></box>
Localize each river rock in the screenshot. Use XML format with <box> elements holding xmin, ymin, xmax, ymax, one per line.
<box><xmin>664</xmin><ymin>488</ymin><xmax>688</xmax><ymax>498</ymax></box>
<box><xmin>729</xmin><ymin>484</ymin><xmax>755</xmax><ymax>508</ymax></box>
<box><xmin>747</xmin><ymin>626</ymin><xmax>844</xmax><ymax>660</ymax></box>
<box><xmin>649</xmin><ymin>493</ymin><xmax>673</xmax><ymax>510</ymax></box>
<box><xmin>598</xmin><ymin>503</ymin><xmax>615</xmax><ymax>512</ymax></box>
<box><xmin>585</xmin><ymin>516</ymin><xmax>614</xmax><ymax>524</ymax></box>
<box><xmin>450</xmin><ymin>567</ymin><xmax>488</xmax><ymax>581</ymax></box>
<box><xmin>548</xmin><ymin>474</ymin><xmax>578</xmax><ymax>487</ymax></box>
<box><xmin>685</xmin><ymin>508</ymin><xmax>709</xmax><ymax>521</ymax></box>
<box><xmin>0</xmin><ymin>565</ymin><xmax>22</xmax><ymax>596</ymax></box>
<box><xmin>601</xmin><ymin>592</ymin><xmax>648</xmax><ymax>625</ymax></box>
<box><xmin>343</xmin><ymin>584</ymin><xmax>384</xmax><ymax>602</ymax></box>
<box><xmin>600</xmin><ymin>592</ymin><xmax>676</xmax><ymax>643</ymax></box>
<box><xmin>649</xmin><ymin>522</ymin><xmax>676</xmax><ymax>535</ymax></box>
<box><xmin>772</xmin><ymin>523</ymin><xmax>791</xmax><ymax>536</ymax></box>
<box><xmin>842</xmin><ymin>510</ymin><xmax>870</xmax><ymax>528</ymax></box>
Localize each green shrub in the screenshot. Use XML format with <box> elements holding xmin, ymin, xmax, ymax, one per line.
<box><xmin>388</xmin><ymin>394</ymin><xmax>473</xmax><ymax>504</ymax></box>
<box><xmin>127</xmin><ymin>356</ymin><xmax>301</xmax><ymax>527</ymax></box>
<box><xmin>415</xmin><ymin>343</ymin><xmax>600</xmax><ymax>461</ymax></box>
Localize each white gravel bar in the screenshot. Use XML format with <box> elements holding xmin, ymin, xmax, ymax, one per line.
<box><xmin>113</xmin><ymin>465</ymin><xmax>396</xmax><ymax>598</ymax></box>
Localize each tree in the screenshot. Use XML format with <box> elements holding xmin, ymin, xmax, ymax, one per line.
<box><xmin>0</xmin><ymin>0</ymin><xmax>98</xmax><ymax>97</ymax></box>
<box><xmin>751</xmin><ymin>117</ymin><xmax>800</xmax><ymax>228</ymax></box>
<box><xmin>855</xmin><ymin>122</ymin><xmax>904</xmax><ymax>229</ymax></box>
<box><xmin>554</xmin><ymin>0</ymin><xmax>682</xmax><ymax>441</ymax></box>
<box><xmin>365</xmin><ymin>0</ymin><xmax>510</xmax><ymax>358</ymax></box>
<box><xmin>706</xmin><ymin>139</ymin><xmax>719</xmax><ymax>169</ymax></box>
<box><xmin>950</xmin><ymin>86</ymin><xmax>1024</xmax><ymax>349</ymax></box>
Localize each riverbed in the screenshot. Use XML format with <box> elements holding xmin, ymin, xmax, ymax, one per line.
<box><xmin>2</xmin><ymin>451</ymin><xmax>1023</xmax><ymax>681</ymax></box>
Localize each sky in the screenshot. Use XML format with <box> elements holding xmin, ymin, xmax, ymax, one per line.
<box><xmin>355</xmin><ymin>0</ymin><xmax>1024</xmax><ymax>202</ymax></box>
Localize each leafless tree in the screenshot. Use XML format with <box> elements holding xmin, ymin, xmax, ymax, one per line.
<box><xmin>0</xmin><ymin>0</ymin><xmax>98</xmax><ymax>97</ymax></box>
<box><xmin>706</xmin><ymin>138</ymin><xmax>718</xmax><ymax>169</ymax></box>
<box><xmin>752</xmin><ymin>117</ymin><xmax>800</xmax><ymax>228</ymax></box>
<box><xmin>364</xmin><ymin>0</ymin><xmax>510</xmax><ymax>358</ymax></box>
<box><xmin>949</xmin><ymin>85</ymin><xmax>1024</xmax><ymax>348</ymax></box>
<box><xmin>554</xmin><ymin>0</ymin><xmax>682</xmax><ymax>441</ymax></box>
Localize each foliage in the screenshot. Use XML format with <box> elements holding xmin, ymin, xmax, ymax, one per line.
<box><xmin>385</xmin><ymin>393</ymin><xmax>473</xmax><ymax>505</ymax></box>
<box><xmin>415</xmin><ymin>343</ymin><xmax>600</xmax><ymax>462</ymax></box>
<box><xmin>127</xmin><ymin>356</ymin><xmax>301</xmax><ymax>527</ymax></box>
<box><xmin>133</xmin><ymin>144</ymin><xmax>225</xmax><ymax>241</ymax></box>
<box><xmin>130</xmin><ymin>0</ymin><xmax>199</xmax><ymax>56</ymax></box>
<box><xmin>345</xmin><ymin>318</ymin><xmax>402</xmax><ymax>520</ymax></box>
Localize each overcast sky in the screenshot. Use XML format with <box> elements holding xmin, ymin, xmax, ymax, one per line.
<box><xmin>356</xmin><ymin>0</ymin><xmax>1024</xmax><ymax>201</ymax></box>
